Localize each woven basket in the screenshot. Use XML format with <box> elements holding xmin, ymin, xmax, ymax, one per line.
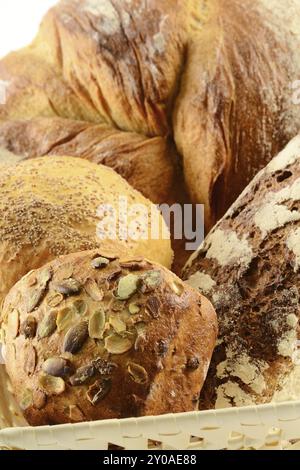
<box><xmin>1</xmin><ymin>365</ymin><xmax>300</xmax><ymax>450</ymax></box>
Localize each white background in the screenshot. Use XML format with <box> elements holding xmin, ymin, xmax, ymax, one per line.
<box><xmin>0</xmin><ymin>0</ymin><xmax>57</xmax><ymax>58</ymax></box>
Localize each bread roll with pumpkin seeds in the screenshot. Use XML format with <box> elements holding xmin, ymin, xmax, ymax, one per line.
<box><xmin>0</xmin><ymin>155</ymin><xmax>173</xmax><ymax>306</ymax></box>
<box><xmin>1</xmin><ymin>250</ymin><xmax>217</xmax><ymax>425</ymax></box>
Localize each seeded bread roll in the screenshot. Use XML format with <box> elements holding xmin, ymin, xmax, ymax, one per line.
<box><xmin>0</xmin><ymin>156</ymin><xmax>173</xmax><ymax>306</ymax></box>
<box><xmin>183</xmin><ymin>135</ymin><xmax>300</xmax><ymax>409</ymax></box>
<box><xmin>0</xmin><ymin>250</ymin><xmax>217</xmax><ymax>425</ymax></box>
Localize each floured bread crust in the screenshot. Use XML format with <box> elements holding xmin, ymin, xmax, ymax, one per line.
<box><xmin>184</xmin><ymin>135</ymin><xmax>300</xmax><ymax>409</ymax></box>
<box><xmin>175</xmin><ymin>0</ymin><xmax>300</xmax><ymax>227</ymax></box>
<box><xmin>0</xmin><ymin>250</ymin><xmax>217</xmax><ymax>425</ymax></box>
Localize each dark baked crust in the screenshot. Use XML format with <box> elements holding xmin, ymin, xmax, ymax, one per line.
<box><xmin>1</xmin><ymin>250</ymin><xmax>217</xmax><ymax>425</ymax></box>
<box><xmin>183</xmin><ymin>135</ymin><xmax>300</xmax><ymax>409</ymax></box>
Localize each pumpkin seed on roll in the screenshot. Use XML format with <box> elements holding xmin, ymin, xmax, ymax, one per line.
<box><xmin>0</xmin><ymin>155</ymin><xmax>173</xmax><ymax>306</ymax></box>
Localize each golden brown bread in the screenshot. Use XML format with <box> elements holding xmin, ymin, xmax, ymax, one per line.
<box><xmin>174</xmin><ymin>0</ymin><xmax>300</xmax><ymax>227</ymax></box>
<box><xmin>0</xmin><ymin>117</ymin><xmax>177</xmax><ymax>204</ymax></box>
<box><xmin>0</xmin><ymin>0</ymin><xmax>299</xmax><ymax>227</ymax></box>
<box><xmin>0</xmin><ymin>119</ymin><xmax>191</xmax><ymax>273</ymax></box>
<box><xmin>0</xmin><ymin>0</ymin><xmax>186</xmax><ymax>206</ymax></box>
<box><xmin>0</xmin><ymin>250</ymin><xmax>217</xmax><ymax>425</ymax></box>
<box><xmin>0</xmin><ymin>155</ymin><xmax>173</xmax><ymax>306</ymax></box>
<box><xmin>0</xmin><ymin>0</ymin><xmax>186</xmax><ymax>134</ymax></box>
<box><xmin>183</xmin><ymin>135</ymin><xmax>300</xmax><ymax>409</ymax></box>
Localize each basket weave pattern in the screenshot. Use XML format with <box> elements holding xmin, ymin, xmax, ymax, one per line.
<box><xmin>1</xmin><ymin>365</ymin><xmax>300</xmax><ymax>450</ymax></box>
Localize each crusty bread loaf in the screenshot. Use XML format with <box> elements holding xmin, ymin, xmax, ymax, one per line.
<box><xmin>183</xmin><ymin>135</ymin><xmax>300</xmax><ymax>409</ymax></box>
<box><xmin>174</xmin><ymin>0</ymin><xmax>300</xmax><ymax>227</ymax></box>
<box><xmin>0</xmin><ymin>117</ymin><xmax>178</xmax><ymax>205</ymax></box>
<box><xmin>0</xmin><ymin>250</ymin><xmax>217</xmax><ymax>425</ymax></box>
<box><xmin>0</xmin><ymin>156</ymin><xmax>173</xmax><ymax>306</ymax></box>
<box><xmin>0</xmin><ymin>0</ymin><xmax>299</xmax><ymax>227</ymax></box>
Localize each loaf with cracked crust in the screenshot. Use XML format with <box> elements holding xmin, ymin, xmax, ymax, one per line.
<box><xmin>184</xmin><ymin>135</ymin><xmax>300</xmax><ymax>409</ymax></box>
<box><xmin>0</xmin><ymin>250</ymin><xmax>217</xmax><ymax>425</ymax></box>
<box><xmin>0</xmin><ymin>155</ymin><xmax>173</xmax><ymax>306</ymax></box>
<box><xmin>0</xmin><ymin>118</ymin><xmax>178</xmax><ymax>205</ymax></box>
<box><xmin>1</xmin><ymin>0</ymin><xmax>300</xmax><ymax>227</ymax></box>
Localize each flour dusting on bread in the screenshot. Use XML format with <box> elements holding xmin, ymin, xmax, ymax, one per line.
<box><xmin>267</xmin><ymin>136</ymin><xmax>300</xmax><ymax>173</ymax></box>
<box><xmin>205</xmin><ymin>230</ymin><xmax>253</xmax><ymax>268</ymax></box>
<box><xmin>186</xmin><ymin>271</ymin><xmax>216</xmax><ymax>294</ymax></box>
<box><xmin>184</xmin><ymin>137</ymin><xmax>300</xmax><ymax>408</ymax></box>
<box><xmin>82</xmin><ymin>0</ymin><xmax>120</xmax><ymax>34</ymax></box>
<box><xmin>216</xmin><ymin>382</ymin><xmax>256</xmax><ymax>409</ymax></box>
<box><xmin>217</xmin><ymin>351</ymin><xmax>268</xmax><ymax>395</ymax></box>
<box><xmin>254</xmin><ymin>203</ymin><xmax>300</xmax><ymax>238</ymax></box>
<box><xmin>286</xmin><ymin>229</ymin><xmax>300</xmax><ymax>272</ymax></box>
